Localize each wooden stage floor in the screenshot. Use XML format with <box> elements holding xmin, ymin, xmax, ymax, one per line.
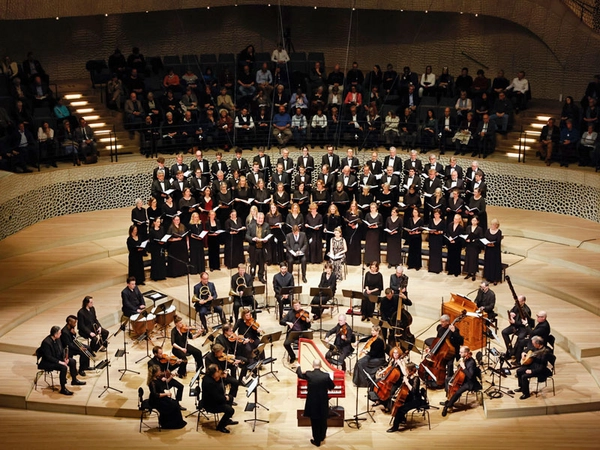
<box><xmin>0</xmin><ymin>205</ymin><xmax>599</xmax><ymax>447</ymax></box>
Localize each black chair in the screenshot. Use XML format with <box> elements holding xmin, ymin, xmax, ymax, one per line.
<box><xmin>406</xmin><ymin>388</ymin><xmax>431</xmax><ymax>431</ymax></box>
<box><xmin>33</xmin><ymin>348</ymin><xmax>59</xmax><ymax>391</ymax></box>
<box><xmin>163</xmin><ymin>55</ymin><xmax>181</xmax><ymax>67</ymax></box>
<box><xmin>138</xmin><ymin>386</ymin><xmax>161</xmax><ymax>432</ymax></box>
<box><xmin>533</xmin><ymin>353</ymin><xmax>556</xmax><ymax>397</ymax></box>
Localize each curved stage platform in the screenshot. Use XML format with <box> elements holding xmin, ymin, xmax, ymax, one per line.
<box><xmin>0</xmin><ymin>205</ymin><xmax>599</xmax><ymax>445</ymax></box>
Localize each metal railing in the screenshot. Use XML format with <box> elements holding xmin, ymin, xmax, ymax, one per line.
<box><xmin>562</xmin><ymin>0</ymin><xmax>600</xmax><ymax>32</ymax></box>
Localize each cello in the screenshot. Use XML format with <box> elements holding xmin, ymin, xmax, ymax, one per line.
<box><xmin>446</xmin><ymin>363</ymin><xmax>466</xmax><ymax>401</ymax></box>
<box><xmin>418</xmin><ymin>311</ymin><xmax>466</xmax><ymax>388</ymax></box>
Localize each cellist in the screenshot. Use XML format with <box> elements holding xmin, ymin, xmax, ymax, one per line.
<box><xmin>423</xmin><ymin>314</ymin><xmax>463</xmax><ymax>387</ymax></box>
<box><xmin>387</xmin><ymin>362</ymin><xmax>420</xmax><ymax>432</ymax></box>
<box><xmin>374</xmin><ymin>346</ymin><xmax>407</xmax><ymax>412</ymax></box>
<box><xmin>442</xmin><ymin>346</ymin><xmax>481</xmax><ymax>417</ymax></box>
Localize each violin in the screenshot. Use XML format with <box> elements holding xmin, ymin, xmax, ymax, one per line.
<box><xmin>181</xmin><ymin>325</ymin><xmax>201</xmax><ymax>334</ymax></box>
<box><xmin>295</xmin><ymin>310</ymin><xmax>310</xmax><ymax>322</ymax></box>
<box><xmin>218</xmin><ymin>353</ymin><xmax>237</xmax><ymax>364</ymax></box>
<box><xmin>338</xmin><ymin>324</ymin><xmax>348</xmax><ymax>336</ymax></box>
<box><xmin>159</xmin><ymin>353</ymin><xmax>179</xmax><ymax>365</ymax></box>
<box><xmin>227</xmin><ymin>333</ymin><xmax>245</xmax><ymax>343</ymax></box>
<box><xmin>245</xmin><ymin>317</ymin><xmax>261</xmax><ymax>331</ymax></box>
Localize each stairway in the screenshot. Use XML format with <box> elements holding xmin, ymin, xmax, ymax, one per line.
<box><xmin>56</xmin><ymin>80</ymin><xmax>140</xmax><ymax>158</ymax></box>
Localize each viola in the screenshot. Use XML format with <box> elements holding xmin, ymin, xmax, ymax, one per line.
<box><xmin>159</xmin><ymin>353</ymin><xmax>178</xmax><ymax>365</ymax></box>
<box><xmin>245</xmin><ymin>317</ymin><xmax>261</xmax><ymax>331</ymax></box>
<box><xmin>338</xmin><ymin>324</ymin><xmax>348</xmax><ymax>336</ymax></box>
<box><xmin>181</xmin><ymin>325</ymin><xmax>200</xmax><ymax>334</ymax></box>
<box><xmin>227</xmin><ymin>333</ymin><xmax>245</xmax><ymax>343</ymax></box>
<box><xmin>295</xmin><ymin>310</ymin><xmax>310</xmax><ymax>322</ymax></box>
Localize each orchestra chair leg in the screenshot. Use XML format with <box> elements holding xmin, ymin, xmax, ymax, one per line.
<box><xmin>138</xmin><ymin>387</ymin><xmax>161</xmax><ymax>432</ymax></box>
<box><xmin>533</xmin><ymin>377</ymin><xmax>555</xmax><ymax>397</ymax></box>
<box><xmin>464</xmin><ymin>390</ymin><xmax>484</xmax><ymax>407</ymax></box>
<box><xmin>407</xmin><ymin>407</ymin><xmax>431</xmax><ymax>431</ymax></box>
<box><xmin>34</xmin><ymin>369</ymin><xmax>59</xmax><ymax>391</ymax></box>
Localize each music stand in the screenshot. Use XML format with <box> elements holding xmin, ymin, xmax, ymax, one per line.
<box><xmin>244</xmin><ymin>372</ymin><xmax>269</xmax><ymax>432</ymax></box>
<box><xmin>485</xmin><ymin>354</ymin><xmax>514</xmax><ymax>399</ymax></box>
<box><xmin>115</xmin><ymin>316</ymin><xmax>139</xmax><ymax>380</ymax></box>
<box><xmin>310</xmin><ymin>287</ymin><xmax>333</xmax><ymax>337</ymax></box>
<box><xmin>206</xmin><ymin>297</ymin><xmax>230</xmax><ymax>328</ymax></box>
<box><xmin>152</xmin><ymin>298</ymin><xmax>173</xmax><ymax>344</ymax></box>
<box><xmin>252</xmin><ymin>285</ymin><xmax>268</xmax><ymax>315</ymax></box>
<box><xmin>185</xmin><ymin>367</ymin><xmax>204</xmax><ymax>419</ymax></box>
<box><xmin>133</xmin><ymin>310</ymin><xmax>153</xmax><ymax>364</ymax></box>
<box><xmin>279</xmin><ymin>286</ymin><xmax>302</xmax><ymax>317</ymax></box>
<box><xmin>235</xmin><ymin>287</ymin><xmax>256</xmax><ymax>320</ymax></box>
<box><xmin>202</xmin><ymin>328</ymin><xmax>221</xmax><ymax>348</ymax></box>
<box><xmin>247</xmin><ymin>343</ymin><xmax>268</xmax><ymax>393</ymax></box>
<box><xmin>98</xmin><ymin>336</ymin><xmax>122</xmax><ymax>397</ymax></box>
<box><xmin>260</xmin><ymin>331</ymin><xmax>282</xmax><ymax>381</ymax></box>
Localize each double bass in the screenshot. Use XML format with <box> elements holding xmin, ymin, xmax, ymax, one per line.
<box><xmin>418</xmin><ymin>311</ymin><xmax>466</xmax><ymax>388</ymax></box>
<box><xmin>393</xmin><ymin>296</ymin><xmax>415</xmax><ymax>351</ymax></box>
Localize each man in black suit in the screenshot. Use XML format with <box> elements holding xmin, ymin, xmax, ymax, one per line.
<box><xmin>474</xmin><ymin>281</ymin><xmax>497</xmax><ymax>321</ymax></box>
<box><xmin>252</xmin><ymin>146</ymin><xmax>272</xmax><ymax>180</ymax></box>
<box><xmin>401</xmin><ymin>167</ymin><xmax>421</xmax><ymax>195</ymax></box>
<box><xmin>230</xmin><ymin>148</ymin><xmax>250</xmax><ymax>174</ymax></box>
<box><xmin>324</xmin><ymin>314</ymin><xmax>354</xmax><ymax>371</ymax></box>
<box><xmin>77</xmin><ymin>296</ymin><xmax>109</xmax><ymax>353</ymax></box>
<box><xmin>246</xmin><ymin>213</ymin><xmax>271</xmax><ymax>284</ymax></box>
<box><xmin>272</xmin><ymin>162</ymin><xmax>291</xmax><ymax>193</ymax></box>
<box><xmin>341</xmin><ymin>148</ymin><xmax>360</xmax><ymax>174</ymax></box>
<box><xmin>403</xmin><ymin>150</ymin><xmax>423</xmax><ymax>175</ymax></box>
<box><xmin>297</xmin><ymin>146</ymin><xmax>315</xmax><ymax>180</ymax></box>
<box><xmin>121</xmin><ymin>277</ymin><xmax>146</xmax><ymax>318</ymax></box>
<box><xmin>444</xmin><ymin>156</ymin><xmax>464</xmax><ymax>180</ymax></box>
<box><xmin>210</xmin><ymin>151</ymin><xmax>229</xmax><ymax>178</ymax></box>
<box><xmin>296</xmin><ymin>359</ymin><xmax>335</xmax><ymax>447</ymax></box>
<box><xmin>273</xmin><ymin>261</ymin><xmax>296</xmax><ymax>320</ymax></box>
<box><xmin>277</xmin><ymin>147</ymin><xmax>295</xmax><ymax>175</ymax></box>
<box><xmin>422</xmin><ymin>168</ymin><xmax>443</xmax><ymax>221</ymax></box>
<box><xmin>285</xmin><ymin>225</ymin><xmax>308</xmax><ymax>283</ymax></box>
<box><xmin>193</xmin><ymin>271</ymin><xmax>224</xmax><ymax>330</ymax></box>
<box><xmin>189</xmin><ymin>168</ymin><xmax>210</xmax><ymax>200</ymax></box>
<box><xmin>294</xmin><ymin>165</ymin><xmax>312</xmax><ymax>192</ymax></box>
<box><xmin>189</xmin><ymin>148</ymin><xmax>210</xmax><ymax>177</ymax></box>
<box><xmin>151</xmin><ymin>170</ymin><xmax>172</xmax><ymax>206</ymax></box>
<box><xmin>382</xmin><ymin>146</ymin><xmax>403</xmax><ymax>175</ymax></box>
<box><xmin>400</xmin><ymin>84</ymin><xmax>420</xmax><ymax>114</ymax></box>
<box><xmin>231</xmin><ymin>264</ymin><xmax>254</xmax><ymax>320</ymax></box>
<box><xmin>475</xmin><ymin>113</ymin><xmax>497</xmax><ymax>158</ymax></box>
<box><xmin>380</xmin><ymin>165</ymin><xmax>401</xmax><ymax>194</ymax></box>
<box><xmin>37</xmin><ymin>325</ymin><xmax>86</xmax><ymax>396</ymax></box>
<box><xmin>317</xmin><ymin>164</ymin><xmax>335</xmax><ymax>191</ymax></box>
<box><xmin>321</xmin><ymin>145</ymin><xmax>341</xmax><ymax>174</ymax></box>
<box><xmin>515</xmin><ymin>336</ymin><xmax>551</xmax><ymax>400</ymax></box>
<box><xmin>337</xmin><ymin>166</ymin><xmax>358</xmax><ymax>202</ymax></box>
<box><xmin>246</xmin><ymin>160</ymin><xmax>264</xmax><ymax>189</ymax></box>
<box><xmin>442</xmin><ymin>346</ymin><xmax>481</xmax><ymax>416</ymax></box>
<box><xmin>424</xmin><ymin>154</ymin><xmax>444</xmax><ymax>178</ymax></box>
<box><xmin>514</xmin><ymin>311</ymin><xmax>551</xmax><ymax>359</ymax></box>
<box><xmin>202</xmin><ymin>363</ymin><xmax>237</xmax><ymax>433</ymax></box>
<box><xmin>444</xmin><ymin>171</ymin><xmax>465</xmax><ymax>198</ymax></box>
<box><xmin>60</xmin><ymin>315</ymin><xmax>92</xmax><ymax>376</ymax></box>
<box><xmin>367</xmin><ymin>150</ymin><xmax>384</xmax><ymax>177</ymax></box>
<box><xmin>170</xmin><ymin>153</ymin><xmax>189</xmax><ymax>177</ymax></box>
<box><xmin>171</xmin><ymin>169</ymin><xmax>192</xmax><ymax>204</ymax></box>
<box><xmin>343</xmin><ymin>105</ymin><xmax>364</xmax><ymax>145</ymax></box>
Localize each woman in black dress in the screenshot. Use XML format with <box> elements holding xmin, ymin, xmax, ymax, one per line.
<box><xmin>216</xmin><ymin>182</ymin><xmax>233</xmax><ymax>228</ymax></box>
<box><xmin>463</xmin><ymin>216</ymin><xmax>483</xmax><ymax>281</ymax></box>
<box><xmin>147</xmin><ymin>365</ymin><xmax>187</xmax><ymax>429</ymax></box>
<box><xmin>427</xmin><ymin>208</ymin><xmax>446</xmax><ymax>274</ymax></box>
<box><xmin>148</xmin><ymin>217</ymin><xmax>167</xmax><ymax>281</ymax></box>
<box><xmin>178</xmin><ymin>187</ymin><xmax>197</xmax><ymax>228</ymax></box>
<box><xmin>188</xmin><ymin>211</ymin><xmax>205</xmax><ymax>275</ymax></box>
<box><xmin>146</xmin><ymin>197</ymin><xmax>161</xmax><ymax>232</ymax></box>
<box><xmin>266</xmin><ymin>202</ymin><xmax>285</xmax><ymax>265</ymax></box>
<box><xmin>292</xmin><ymin>182</ymin><xmax>310</xmax><ymax>216</ymax></box>
<box><xmin>344</xmin><ymin>201</ymin><xmax>363</xmax><ymax>266</ymax></box>
<box><xmin>206</xmin><ymin>210</ymin><xmax>222</xmax><ymax>271</ymax></box>
<box><xmin>332</xmin><ymin>181</ymin><xmax>351</xmax><ymax>217</ymax></box>
<box><xmin>483</xmin><ymin>218</ymin><xmax>503</xmax><ymax>285</ymax></box>
<box><xmin>252</xmin><ymin>178</ymin><xmax>271</xmax><ymax>214</ymax></box>
<box><xmin>224</xmin><ymin>209</ymin><xmax>246</xmax><ymax>269</ymax></box>
<box><xmin>305</xmin><ymin>202</ymin><xmax>323</xmax><ymax>264</ymax></box>
<box><xmin>324</xmin><ymin>204</ymin><xmax>342</xmax><ymax>258</ymax></box>
<box><xmin>312</xmin><ymin>179</ymin><xmax>330</xmax><ymax>217</ymax></box>
<box><xmin>310</xmin><ymin>262</ymin><xmax>337</xmax><ymax>319</ymax></box>
<box><xmin>445</xmin><ymin>213</ymin><xmax>464</xmax><ymax>277</ymax></box>
<box><xmin>273</xmin><ymin>182</ymin><xmax>290</xmax><ymax>222</ymax></box>
<box><xmin>466</xmin><ymin>188</ymin><xmax>487</xmax><ymax>231</ymax></box>
<box><xmin>405</xmin><ymin>207</ymin><xmax>424</xmax><ymax>270</ymax></box>
<box><xmin>286</xmin><ymin>202</ymin><xmax>304</xmax><ymax>232</ymax></box>
<box><xmin>131</xmin><ymin>198</ymin><xmax>148</xmax><ymax>243</ymax></box>
<box><xmin>234</xmin><ymin>176</ymin><xmax>252</xmax><ymax>224</ymax></box>
<box><xmin>161</xmin><ymin>196</ymin><xmax>177</xmax><ymax>230</ymax></box>
<box><xmin>377</xmin><ymin>183</ymin><xmax>396</xmax><ymax>225</ymax></box>
<box><xmin>353</xmin><ymin>325</ymin><xmax>386</xmax><ymax>387</ymax></box>
<box><xmin>385</xmin><ymin>207</ymin><xmax>403</xmax><ymax>268</ymax></box>
<box><xmin>362</xmin><ymin>261</ymin><xmax>383</xmax><ymax>321</ymax></box>
<box><xmin>167</xmin><ymin>215</ymin><xmax>189</xmax><ymax>278</ymax></box>
<box><xmin>402</xmin><ymin>185</ymin><xmax>422</xmax><ymax>213</ymax></box>
<box><xmin>356</xmin><ymin>186</ymin><xmax>375</xmax><ymax>215</ymax></box>
<box><xmin>446</xmin><ymin>188</ymin><xmax>464</xmax><ymax>222</ymax></box>
<box><xmin>364</xmin><ymin>202</ymin><xmax>383</xmax><ymax>264</ymax></box>
<box><xmin>127</xmin><ymin>225</ymin><xmax>146</xmax><ymax>285</ymax></box>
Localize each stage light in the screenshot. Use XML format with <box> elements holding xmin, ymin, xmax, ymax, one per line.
<box><xmin>105</xmin><ymin>14</ymin><xmax>108</xmax><ymax>17</ymax></box>
<box><xmin>56</xmin><ymin>17</ymin><xmax>59</xmax><ymax>20</ymax></box>
<box><xmin>475</xmin><ymin>13</ymin><xmax>479</xmax><ymax>17</ymax></box>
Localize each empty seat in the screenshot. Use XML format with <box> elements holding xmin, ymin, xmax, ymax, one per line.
<box><xmin>163</xmin><ymin>55</ymin><xmax>181</xmax><ymax>66</ymax></box>
<box><xmin>290</xmin><ymin>52</ymin><xmax>307</xmax><ymax>61</ymax></box>
<box><xmin>182</xmin><ymin>55</ymin><xmax>199</xmax><ymax>66</ymax></box>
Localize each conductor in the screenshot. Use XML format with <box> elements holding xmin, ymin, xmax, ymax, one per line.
<box><xmin>296</xmin><ymin>359</ymin><xmax>335</xmax><ymax>447</ymax></box>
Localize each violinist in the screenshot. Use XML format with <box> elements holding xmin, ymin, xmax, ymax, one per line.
<box><xmin>442</xmin><ymin>346</ymin><xmax>481</xmax><ymax>416</ymax></box>
<box><xmin>310</xmin><ymin>261</ymin><xmax>337</xmax><ymax>320</ymax></box>
<box><xmin>324</xmin><ymin>314</ymin><xmax>354</xmax><ymax>371</ymax></box>
<box><xmin>353</xmin><ymin>325</ymin><xmax>386</xmax><ymax>388</ymax></box>
<box><xmin>387</xmin><ymin>362</ymin><xmax>420</xmax><ymax>432</ymax></box>
<box><xmin>205</xmin><ymin>343</ymin><xmax>241</xmax><ymax>399</ymax></box>
<box><xmin>274</xmin><ymin>261</ymin><xmax>295</xmax><ymax>321</ymax></box>
<box><xmin>280</xmin><ymin>299</ymin><xmax>311</xmax><ymax>365</ymax></box>
<box><xmin>147</xmin><ymin>346</ymin><xmax>185</xmax><ymax>407</ymax></box>
<box><xmin>147</xmin><ymin>365</ymin><xmax>187</xmax><ymax>429</ymax></box>
<box><xmin>170</xmin><ymin>315</ymin><xmax>204</xmax><ymax>377</ymax></box>
<box><xmin>193</xmin><ymin>271</ymin><xmax>224</xmax><ymax>331</ymax></box>
<box><xmin>60</xmin><ymin>315</ymin><xmax>92</xmax><ymax>377</ymax></box>
<box><xmin>424</xmin><ymin>314</ymin><xmax>464</xmax><ymax>382</ymax></box>
<box><xmin>501</xmin><ymin>295</ymin><xmax>533</xmax><ymax>359</ymax></box>
<box><xmin>202</xmin><ymin>363</ymin><xmax>238</xmax><ymax>434</ymax></box>
<box><xmin>233</xmin><ymin>308</ymin><xmax>263</xmax><ymax>362</ymax></box>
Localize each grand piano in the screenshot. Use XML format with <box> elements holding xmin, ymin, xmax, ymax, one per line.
<box><xmin>296</xmin><ymin>338</ymin><xmax>345</xmax><ymax>427</ymax></box>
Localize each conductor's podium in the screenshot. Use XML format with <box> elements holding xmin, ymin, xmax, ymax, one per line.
<box><xmin>296</xmin><ymin>338</ymin><xmax>345</xmax><ymax>427</ymax></box>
